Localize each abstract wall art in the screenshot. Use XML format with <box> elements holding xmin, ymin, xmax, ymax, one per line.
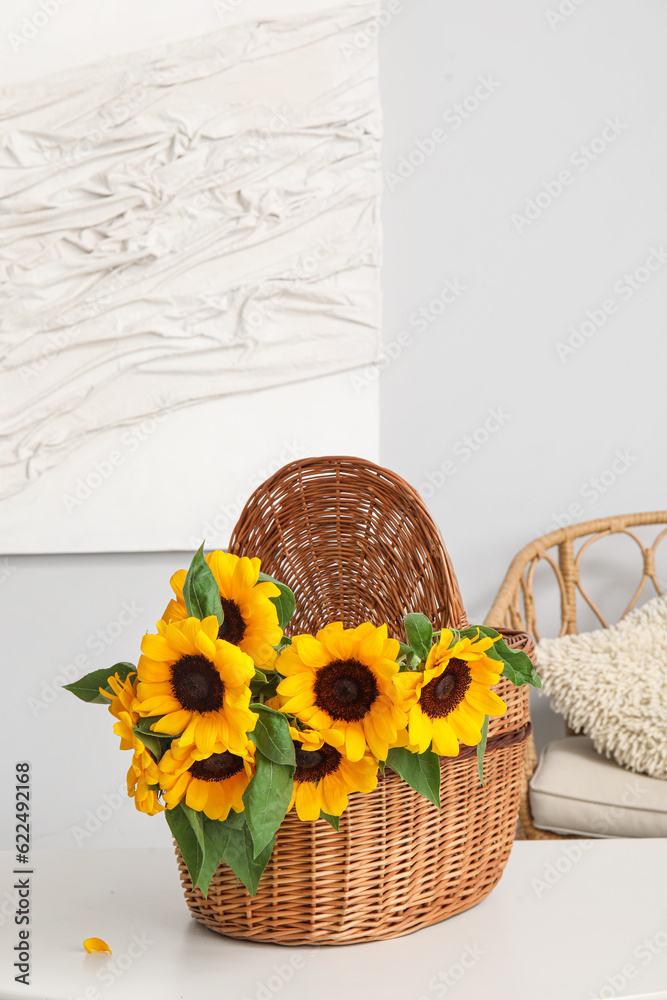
<box><xmin>0</xmin><ymin>0</ymin><xmax>382</xmax><ymax>550</ymax></box>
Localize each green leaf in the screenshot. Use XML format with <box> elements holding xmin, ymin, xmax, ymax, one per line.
<box><xmin>396</xmin><ymin>641</ymin><xmax>415</xmax><ymax>659</ymax></box>
<box><xmin>476</xmin><ymin>716</ymin><xmax>489</xmax><ymax>786</ymax></box>
<box><xmin>275</xmin><ymin>635</ymin><xmax>292</xmax><ymax>652</ymax></box>
<box><xmin>320</xmin><ymin>812</ymin><xmax>339</xmax><ymax>832</ymax></box>
<box><xmin>471</xmin><ymin>625</ymin><xmax>503</xmax><ymax>661</ymax></box>
<box><xmin>386</xmin><ymin>746</ymin><xmax>441</xmax><ymax>808</ymax></box>
<box><xmin>131</xmin><ymin>725</ymin><xmax>163</xmax><ymax>762</ymax></box>
<box><xmin>182</xmin><ymin>543</ymin><xmax>224</xmax><ymax>626</ymax></box>
<box><xmin>165</xmin><ymin>804</ymin><xmax>204</xmax><ymax>888</ymax></box>
<box><xmin>403</xmin><ymin>613</ymin><xmax>434</xmax><ymax>662</ymax></box>
<box><xmin>196</xmin><ymin>813</ymin><xmax>242</xmax><ymax>897</ymax></box>
<box><xmin>258</xmin><ymin>571</ymin><xmax>296</xmax><ymax>630</ymax></box>
<box><xmin>251</xmin><ymin>705</ymin><xmax>296</xmax><ymax>766</ymax></box>
<box><xmin>134</xmin><ymin>715</ymin><xmax>174</xmax><ymax>739</ymax></box>
<box><xmin>243</xmin><ymin>752</ymin><xmax>294</xmax><ymax>857</ymax></box>
<box><xmin>62</xmin><ymin>662</ymin><xmax>136</xmax><ymax>703</ymax></box>
<box><xmin>476</xmin><ymin>627</ymin><xmax>541</xmax><ymax>688</ymax></box>
<box><xmin>181</xmin><ymin>803</ymin><xmax>206</xmax><ymax>851</ymax></box>
<box><xmin>250</xmin><ymin>670</ymin><xmax>281</xmax><ymax>702</ymax></box>
<box><xmin>221</xmin><ymin>820</ymin><xmax>275</xmax><ymax>897</ymax></box>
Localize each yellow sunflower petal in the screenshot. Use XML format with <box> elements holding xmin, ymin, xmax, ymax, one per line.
<box><xmin>362</xmin><ymin>719</ymin><xmax>389</xmax><ymax>761</ymax></box>
<box><xmin>185</xmin><ymin>777</ymin><xmax>208</xmax><ymax>812</ymax></box>
<box><xmin>344</xmin><ymin>721</ymin><xmax>366</xmax><ymax>762</ymax></box>
<box><xmin>164</xmin><ymin>771</ymin><xmax>191</xmax><ymax>807</ymax></box>
<box><xmin>408</xmin><ymin>705</ymin><xmax>432</xmax><ymax>753</ymax></box>
<box><xmin>448</xmin><ymin>711</ymin><xmax>482</xmax><ymax>746</ymax></box>
<box><xmin>295</xmin><ymin>781</ymin><xmax>321</xmax><ymax>821</ymax></box>
<box><xmin>136</xmin><ymin>694</ymin><xmax>181</xmax><ymax>715</ymax></box>
<box><xmin>275</xmin><ymin>673</ymin><xmax>314</xmax><ymax>698</ymax></box>
<box><xmin>231</xmin><ymin>556</ymin><xmax>260</xmax><ymax>594</ymax></box>
<box><xmin>466</xmin><ymin>688</ymin><xmax>507</xmax><ymax>717</ymax></box>
<box><xmin>320</xmin><ymin>774</ymin><xmax>348</xmax><ymax>816</ymax></box>
<box><xmin>134</xmin><ymin>658</ymin><xmax>169</xmax><ymax>684</ymax></box>
<box><xmin>154</xmin><ymin>708</ymin><xmax>192</xmax><ymax>735</ymax></box>
<box><xmin>83</xmin><ymin>938</ymin><xmax>111</xmax><ymax>954</ymax></box>
<box><xmin>140</xmin><ymin>634</ymin><xmax>175</xmax><ymax>662</ymax></box>
<box><xmin>293</xmin><ymin>635</ymin><xmax>331</xmax><ymax>669</ymax></box>
<box><xmin>431</xmin><ymin>719</ymin><xmax>460</xmax><ymax>756</ymax></box>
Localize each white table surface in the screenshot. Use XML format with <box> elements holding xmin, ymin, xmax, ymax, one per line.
<box><xmin>1</xmin><ymin>841</ymin><xmax>666</xmax><ymax>1000</ymax></box>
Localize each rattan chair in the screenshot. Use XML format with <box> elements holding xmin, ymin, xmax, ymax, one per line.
<box><xmin>485</xmin><ymin>511</ymin><xmax>667</xmax><ymax>840</ymax></box>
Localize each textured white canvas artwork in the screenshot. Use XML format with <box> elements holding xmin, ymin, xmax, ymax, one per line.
<box><xmin>0</xmin><ymin>0</ymin><xmax>381</xmax><ymax>545</ymax></box>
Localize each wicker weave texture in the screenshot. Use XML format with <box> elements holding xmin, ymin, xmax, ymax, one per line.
<box><xmin>174</xmin><ymin>457</ymin><xmax>532</xmax><ymax>943</ymax></box>
<box><xmin>177</xmin><ymin>726</ymin><xmax>530</xmax><ymax>946</ymax></box>
<box><xmin>229</xmin><ymin>456</ymin><xmax>468</xmax><ymax>635</ymax></box>
<box><xmin>228</xmin><ymin>456</ymin><xmax>528</xmax><ymax>741</ymax></box>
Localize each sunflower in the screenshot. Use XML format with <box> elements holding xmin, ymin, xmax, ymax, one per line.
<box><xmin>127</xmin><ymin>736</ymin><xmax>164</xmax><ymax>815</ymax></box>
<box><xmin>288</xmin><ymin>726</ymin><xmax>378</xmax><ymax>821</ymax></box>
<box><xmin>400</xmin><ymin>628</ymin><xmax>507</xmax><ymax>756</ymax></box>
<box><xmin>100</xmin><ymin>671</ymin><xmax>139</xmax><ymax>750</ymax></box>
<box><xmin>158</xmin><ymin>741</ymin><xmax>255</xmax><ymax>821</ymax></box>
<box><xmin>136</xmin><ymin>616</ymin><xmax>257</xmax><ymax>754</ymax></box>
<box><xmin>276</xmin><ymin>622</ymin><xmax>412</xmax><ymax>762</ymax></box>
<box><xmin>162</xmin><ymin>552</ymin><xmax>282</xmax><ymax>668</ymax></box>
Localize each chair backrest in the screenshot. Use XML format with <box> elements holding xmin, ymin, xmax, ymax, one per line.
<box><xmin>228</xmin><ymin>456</ymin><xmax>467</xmax><ymax>637</ymax></box>
<box><xmin>485</xmin><ymin>512</ymin><xmax>667</xmax><ymax>641</ymax></box>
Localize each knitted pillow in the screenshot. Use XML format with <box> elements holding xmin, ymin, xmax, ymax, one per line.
<box><xmin>535</xmin><ymin>594</ymin><xmax>667</xmax><ymax>780</ymax></box>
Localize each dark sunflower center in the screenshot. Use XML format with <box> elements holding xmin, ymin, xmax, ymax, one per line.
<box><xmin>170</xmin><ymin>654</ymin><xmax>224</xmax><ymax>713</ymax></box>
<box><xmin>217</xmin><ymin>598</ymin><xmax>246</xmax><ymax>645</ymax></box>
<box><xmin>189</xmin><ymin>751</ymin><xmax>244</xmax><ymax>782</ymax></box>
<box><xmin>293</xmin><ymin>742</ymin><xmax>342</xmax><ymax>783</ymax></box>
<box><xmin>420</xmin><ymin>657</ymin><xmax>471</xmax><ymax>719</ymax></box>
<box><xmin>313</xmin><ymin>659</ymin><xmax>379</xmax><ymax>722</ymax></box>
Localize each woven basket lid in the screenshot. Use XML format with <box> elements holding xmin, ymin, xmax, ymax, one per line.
<box><xmin>229</xmin><ymin>455</ymin><xmax>467</xmax><ymax>637</ymax></box>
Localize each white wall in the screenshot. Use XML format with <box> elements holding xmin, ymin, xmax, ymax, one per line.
<box><xmin>3</xmin><ymin>0</ymin><xmax>667</xmax><ymax>850</ymax></box>
<box><xmin>377</xmin><ymin>0</ymin><xmax>667</xmax><ymax>747</ymax></box>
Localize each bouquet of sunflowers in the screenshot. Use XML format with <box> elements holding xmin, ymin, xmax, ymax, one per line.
<box><xmin>65</xmin><ymin>545</ymin><xmax>540</xmax><ymax>898</ymax></box>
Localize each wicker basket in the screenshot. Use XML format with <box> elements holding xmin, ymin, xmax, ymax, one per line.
<box><xmin>175</xmin><ymin>457</ymin><xmax>533</xmax><ymax>945</ymax></box>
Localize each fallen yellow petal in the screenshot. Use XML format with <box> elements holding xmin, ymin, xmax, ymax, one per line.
<box><xmin>83</xmin><ymin>937</ymin><xmax>112</xmax><ymax>954</ymax></box>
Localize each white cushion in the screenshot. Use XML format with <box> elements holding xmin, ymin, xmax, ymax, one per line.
<box><xmin>529</xmin><ymin>736</ymin><xmax>667</xmax><ymax>837</ymax></box>
<box><xmin>534</xmin><ymin>594</ymin><xmax>667</xmax><ymax>780</ymax></box>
